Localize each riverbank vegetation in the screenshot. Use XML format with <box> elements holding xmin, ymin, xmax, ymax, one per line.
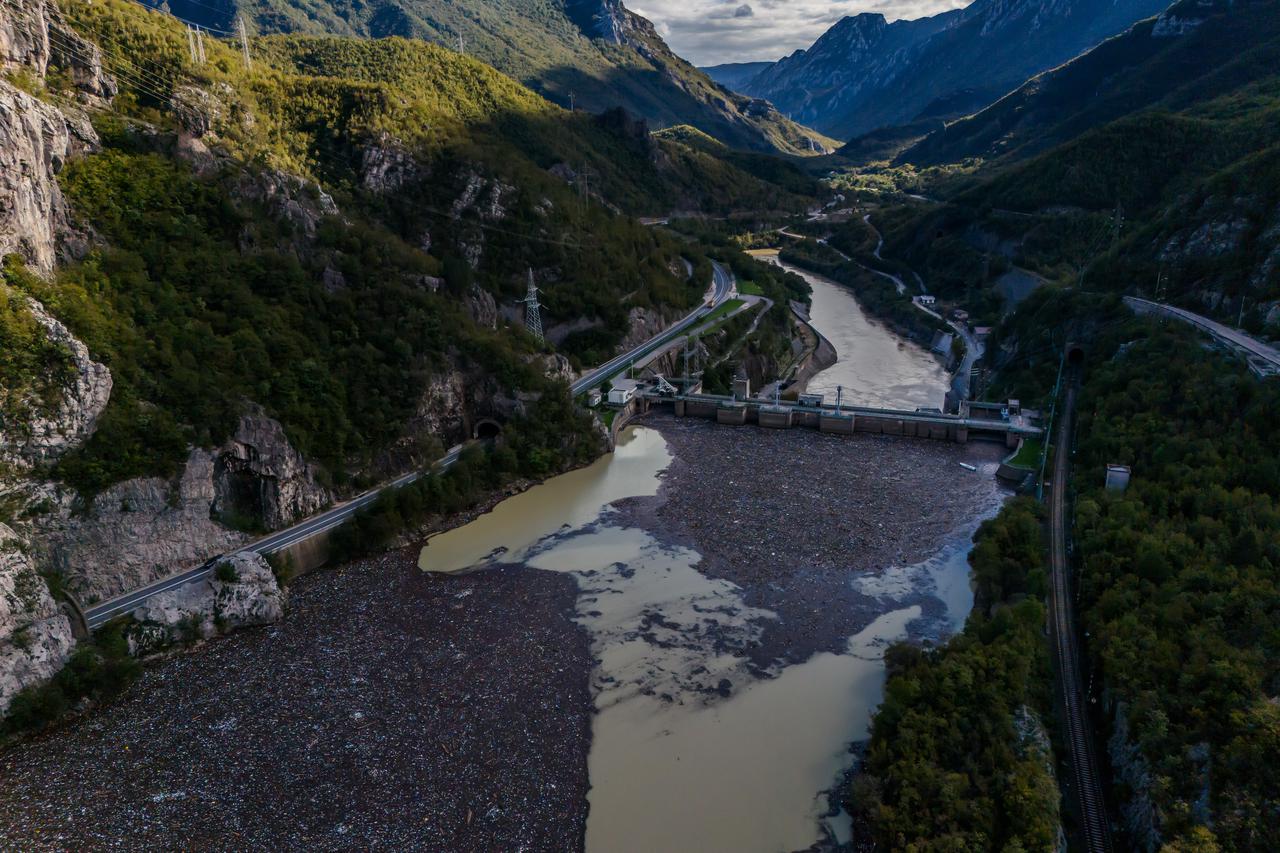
<box><xmin>327</xmin><ymin>389</ymin><xmax>602</xmax><ymax>563</ymax></box>
<box><xmin>852</xmin><ymin>497</ymin><xmax>1059</xmax><ymax>850</ymax></box>
<box><xmin>3</xmin><ymin>623</ymin><xmax>139</xmax><ymax>735</ymax></box>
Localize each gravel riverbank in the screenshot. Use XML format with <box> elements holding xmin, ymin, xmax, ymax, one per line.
<box><xmin>0</xmin><ymin>553</ymin><xmax>592</xmax><ymax>850</ymax></box>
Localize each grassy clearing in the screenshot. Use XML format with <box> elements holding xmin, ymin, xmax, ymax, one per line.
<box><xmin>1009</xmin><ymin>437</ymin><xmax>1043</xmax><ymax>468</ymax></box>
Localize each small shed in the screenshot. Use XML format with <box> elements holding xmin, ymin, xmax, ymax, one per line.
<box><xmin>1105</xmin><ymin>464</ymin><xmax>1131</xmax><ymax>492</ymax></box>
<box><xmin>798</xmin><ymin>393</ymin><xmax>824</xmax><ymax>408</ymax></box>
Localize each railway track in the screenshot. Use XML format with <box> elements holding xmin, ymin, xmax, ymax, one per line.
<box><xmin>1048</xmin><ymin>371</ymin><xmax>1113</xmax><ymax>852</ymax></box>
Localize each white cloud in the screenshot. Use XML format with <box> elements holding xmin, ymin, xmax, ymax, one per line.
<box><xmin>630</xmin><ymin>0</ymin><xmax>973</xmax><ymax>66</ymax></box>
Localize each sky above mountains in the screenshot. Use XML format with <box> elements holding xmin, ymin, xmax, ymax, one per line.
<box><xmin>633</xmin><ymin>0</ymin><xmax>972</xmax><ymax>66</ymax></box>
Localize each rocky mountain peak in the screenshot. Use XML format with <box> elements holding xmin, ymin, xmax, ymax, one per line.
<box><xmin>742</xmin><ymin>0</ymin><xmax>1167</xmax><ymax>138</ymax></box>
<box><xmin>564</xmin><ymin>0</ymin><xmax>633</xmax><ymax>44</ymax></box>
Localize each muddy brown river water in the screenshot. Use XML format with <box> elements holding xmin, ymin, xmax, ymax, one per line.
<box><xmin>755</xmin><ymin>251</ymin><xmax>950</xmax><ymax>410</ymax></box>
<box><xmin>418</xmin><ymin>268</ymin><xmax>991</xmax><ymax>851</ymax></box>
<box><xmin>421</xmin><ymin>424</ymin><xmax>1002</xmax><ymax>852</ymax></box>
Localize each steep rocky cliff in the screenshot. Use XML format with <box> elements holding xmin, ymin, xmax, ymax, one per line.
<box><xmin>0</xmin><ymin>0</ymin><xmax>114</xmax><ymax>275</ymax></box>
<box><xmin>0</xmin><ymin>293</ymin><xmax>112</xmax><ymax>467</ymax></box>
<box><xmin>0</xmin><ymin>523</ymin><xmax>73</xmax><ymax>713</ymax></box>
<box><xmin>0</xmin><ymin>82</ymin><xmax>98</xmax><ymax>276</ymax></box>
<box><xmin>32</xmin><ymin>407</ymin><xmax>329</xmax><ymax>604</ymax></box>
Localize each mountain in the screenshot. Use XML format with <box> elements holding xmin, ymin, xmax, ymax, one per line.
<box><xmin>155</xmin><ymin>0</ymin><xmax>832</xmax><ymax>155</ymax></box>
<box><xmin>700</xmin><ymin>61</ymin><xmax>772</xmax><ymax>92</ymax></box>
<box><xmin>898</xmin><ymin>0</ymin><xmax>1280</xmax><ymax>166</ymax></box>
<box><xmin>743</xmin><ymin>0</ymin><xmax>1170</xmax><ymax>140</ymax></box>
<box><xmin>829</xmin><ymin>6</ymin><xmax>1280</xmax><ymax>847</ymax></box>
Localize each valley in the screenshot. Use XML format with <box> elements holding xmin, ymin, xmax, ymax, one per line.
<box><xmin>1</xmin><ymin>0</ymin><xmax>1278</xmax><ymax>850</ymax></box>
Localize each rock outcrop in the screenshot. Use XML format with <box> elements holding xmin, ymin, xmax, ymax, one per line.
<box><xmin>0</xmin><ymin>81</ymin><xmax>98</xmax><ymax>276</ymax></box>
<box><xmin>466</xmin><ymin>284</ymin><xmax>499</xmax><ymax>329</ymax></box>
<box><xmin>0</xmin><ymin>523</ymin><xmax>74</xmax><ymax>715</ymax></box>
<box><xmin>0</xmin><ymin>0</ymin><xmax>49</xmax><ymax>75</ymax></box>
<box><xmin>125</xmin><ymin>551</ymin><xmax>285</xmax><ymax>656</ymax></box>
<box><xmin>0</xmin><ymin>294</ymin><xmax>112</xmax><ymax>467</ymax></box>
<box><xmin>212</xmin><ymin>406</ymin><xmax>332</xmax><ymax>532</ymax></box>
<box><xmin>618</xmin><ymin>305</ymin><xmax>676</xmax><ymax>353</ymax></box>
<box><xmin>35</xmin><ymin>449</ymin><xmax>250</xmax><ymax>603</ymax></box>
<box><xmin>35</xmin><ymin>408</ymin><xmax>327</xmax><ymax>603</ymax></box>
<box><xmin>360</xmin><ymin>132</ymin><xmax>420</xmax><ymax>193</ymax></box>
<box><xmin>1108</xmin><ymin>699</ymin><xmax>1164</xmax><ymax>852</ymax></box>
<box><xmin>235</xmin><ymin>168</ymin><xmax>340</xmax><ymax>239</ymax></box>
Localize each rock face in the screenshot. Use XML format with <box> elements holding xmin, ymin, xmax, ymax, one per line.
<box><xmin>618</xmin><ymin>305</ymin><xmax>676</xmax><ymax>353</ymax></box>
<box><xmin>35</xmin><ymin>449</ymin><xmax>249</xmax><ymax>604</ymax></box>
<box><xmin>0</xmin><ymin>81</ymin><xmax>98</xmax><ymax>276</ymax></box>
<box><xmin>1108</xmin><ymin>699</ymin><xmax>1164</xmax><ymax>852</ymax></box>
<box><xmin>0</xmin><ymin>523</ymin><xmax>74</xmax><ymax>715</ymax></box>
<box><xmin>35</xmin><ymin>408</ymin><xmax>327</xmax><ymax>603</ymax></box>
<box><xmin>0</xmin><ymin>0</ymin><xmax>114</xmax><ymax>275</ymax></box>
<box><xmin>0</xmin><ymin>0</ymin><xmax>49</xmax><ymax>75</ymax></box>
<box><xmin>744</xmin><ymin>0</ymin><xmax>1169</xmax><ymax>139</ymax></box>
<box><xmin>235</xmin><ymin>168</ymin><xmax>340</xmax><ymax>238</ymax></box>
<box><xmin>465</xmin><ymin>283</ymin><xmax>498</xmax><ymax>329</ymax></box>
<box><xmin>212</xmin><ymin>407</ymin><xmax>332</xmax><ymax>532</ymax></box>
<box><xmin>0</xmin><ymin>294</ymin><xmax>112</xmax><ymax>467</ymax></box>
<box><xmin>360</xmin><ymin>132</ymin><xmax>420</xmax><ymax>193</ymax></box>
<box><xmin>125</xmin><ymin>552</ymin><xmax>285</xmax><ymax>656</ymax></box>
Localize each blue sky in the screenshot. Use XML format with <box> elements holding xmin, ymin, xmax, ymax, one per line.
<box><xmin>630</xmin><ymin>0</ymin><xmax>972</xmax><ymax>66</ymax></box>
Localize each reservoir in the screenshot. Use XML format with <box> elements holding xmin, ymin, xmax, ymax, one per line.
<box><xmin>415</xmin><ymin>247</ymin><xmax>1000</xmax><ymax>850</ymax></box>
<box><xmin>421</xmin><ymin>423</ymin><xmax>1005</xmax><ymax>851</ymax></box>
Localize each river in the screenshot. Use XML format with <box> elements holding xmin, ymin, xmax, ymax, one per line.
<box><xmin>420</xmin><ymin>424</ymin><xmax>1003</xmax><ymax>851</ymax></box>
<box><xmin>752</xmin><ymin>250</ymin><xmax>950</xmax><ymax>411</ymax></box>
<box><xmin>416</xmin><ymin>261</ymin><xmax>995</xmax><ymax>850</ymax></box>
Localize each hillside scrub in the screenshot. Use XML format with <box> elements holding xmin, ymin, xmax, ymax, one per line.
<box><xmin>851</xmin><ymin>497</ymin><xmax>1059</xmax><ymax>850</ymax></box>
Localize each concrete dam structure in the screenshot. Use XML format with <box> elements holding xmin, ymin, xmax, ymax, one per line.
<box><xmin>631</xmin><ymin>390</ymin><xmax>1040</xmax><ymax>447</ymax></box>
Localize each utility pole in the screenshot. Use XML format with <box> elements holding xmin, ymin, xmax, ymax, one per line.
<box><xmin>569</xmin><ymin>91</ymin><xmax>576</xmax><ymax>112</ymax></box>
<box><xmin>186</xmin><ymin>25</ymin><xmax>198</xmax><ymax>64</ymax></box>
<box><xmin>523</xmin><ymin>269</ymin><xmax>543</xmax><ymax>342</ymax></box>
<box><xmin>196</xmin><ymin>27</ymin><xmax>206</xmax><ymax>65</ymax></box>
<box><xmin>1112</xmin><ymin>201</ymin><xmax>1124</xmax><ymax>248</ymax></box>
<box><xmin>456</xmin><ymin>34</ymin><xmax>466</xmax><ymax>55</ymax></box>
<box><xmin>237</xmin><ymin>16</ymin><xmax>252</xmax><ymax>70</ymax></box>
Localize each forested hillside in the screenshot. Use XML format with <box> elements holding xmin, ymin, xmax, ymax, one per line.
<box><xmin>821</xmin><ymin>0</ymin><xmax>1279</xmax><ymax>336</ymax></box>
<box><xmin>151</xmin><ymin>0</ymin><xmax>831</xmax><ymax>155</ymax></box>
<box><xmin>2</xmin><ymin>0</ymin><xmax>816</xmax><ymax>497</ymax></box>
<box><xmin>832</xmin><ymin>3</ymin><xmax>1280</xmax><ymax>847</ymax></box>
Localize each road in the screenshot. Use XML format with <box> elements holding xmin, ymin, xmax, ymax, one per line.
<box><xmin>85</xmin><ymin>262</ymin><xmax>737</xmax><ymax>630</ymax></box>
<box><xmin>1124</xmin><ymin>296</ymin><xmax>1280</xmax><ymax>372</ymax></box>
<box><xmin>949</xmin><ymin>320</ymin><xmax>984</xmax><ymax>402</ymax></box>
<box><xmin>1048</xmin><ymin>373</ymin><xmax>1113</xmax><ymax>853</ymax></box>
